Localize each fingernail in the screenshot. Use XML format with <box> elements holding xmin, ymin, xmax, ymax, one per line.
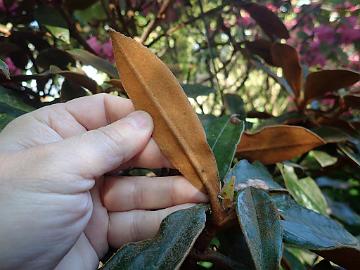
<box><xmin>127</xmin><ymin>111</ymin><xmax>152</xmax><ymax>129</ymax></box>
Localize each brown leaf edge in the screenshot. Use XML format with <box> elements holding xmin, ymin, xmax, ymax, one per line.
<box><xmin>236</xmin><ymin>125</ymin><xmax>325</xmax><ymax>164</ymax></box>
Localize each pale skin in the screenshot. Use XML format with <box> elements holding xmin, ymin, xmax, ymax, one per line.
<box><xmin>0</xmin><ymin>93</ymin><xmax>208</xmax><ymax>269</ymax></box>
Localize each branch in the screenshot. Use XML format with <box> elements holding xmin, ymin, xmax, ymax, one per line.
<box><xmin>140</xmin><ymin>0</ymin><xmax>174</xmax><ymax>44</ymax></box>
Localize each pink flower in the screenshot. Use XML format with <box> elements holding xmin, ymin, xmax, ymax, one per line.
<box><xmin>314</xmin><ymin>25</ymin><xmax>335</xmax><ymax>44</ymax></box>
<box><xmin>237</xmin><ymin>12</ymin><xmax>254</xmax><ymax>27</ymax></box>
<box><xmin>285</xmin><ymin>19</ymin><xmax>297</xmax><ymax>29</ymax></box>
<box><xmin>102</xmin><ymin>40</ymin><xmax>114</xmax><ymax>63</ymax></box>
<box><xmin>4</xmin><ymin>57</ymin><xmax>20</xmax><ymax>75</ymax></box>
<box><xmin>337</xmin><ymin>17</ymin><xmax>360</xmax><ymax>44</ymax></box>
<box><xmin>87</xmin><ymin>36</ymin><xmax>102</xmax><ymax>55</ymax></box>
<box><xmin>87</xmin><ymin>37</ymin><xmax>114</xmax><ymax>63</ymax></box>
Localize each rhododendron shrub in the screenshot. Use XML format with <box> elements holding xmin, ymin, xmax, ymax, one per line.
<box><xmin>0</xmin><ymin>1</ymin><xmax>359</xmax><ymax>269</ymax></box>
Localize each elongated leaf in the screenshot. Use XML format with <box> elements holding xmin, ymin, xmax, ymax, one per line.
<box><xmin>309</xmin><ymin>150</ymin><xmax>337</xmax><ymax>167</ymax></box>
<box><xmin>0</xmin><ymin>59</ymin><xmax>10</xmax><ymax>79</ymax></box>
<box><xmin>280</xmin><ymin>165</ymin><xmax>328</xmax><ymax>215</ymax></box>
<box><xmin>282</xmin><ymin>249</ymin><xmax>306</xmax><ymax>270</ymax></box>
<box><xmin>338</xmin><ymin>143</ymin><xmax>360</xmax><ymax>167</ymax></box>
<box><xmin>67</xmin><ymin>49</ymin><xmax>118</xmax><ymax>78</ymax></box>
<box><xmin>244</xmin><ymin>40</ymin><xmax>275</xmax><ymax>66</ymax></box>
<box><xmin>201</xmin><ymin>115</ymin><xmax>244</xmax><ymax>180</ymax></box>
<box><xmin>237</xmin><ymin>125</ymin><xmax>325</xmax><ymax>164</ymax></box>
<box><xmin>223</xmin><ymin>94</ymin><xmax>246</xmax><ymax>119</ymax></box>
<box><xmin>0</xmin><ymin>86</ymin><xmax>34</xmax><ymax>130</ymax></box>
<box><xmin>224</xmin><ymin>160</ymin><xmax>283</xmax><ymax>190</ymax></box>
<box><xmin>272</xmin><ymin>194</ymin><xmax>360</xmax><ymax>269</ymax></box>
<box><xmin>181</xmin><ymin>84</ymin><xmax>215</xmax><ymax>98</ymax></box>
<box><xmin>271</xmin><ymin>43</ymin><xmax>302</xmax><ymax>97</ymax></box>
<box><xmin>236</xmin><ymin>187</ymin><xmax>283</xmax><ymax>270</ymax></box>
<box><xmin>102</xmin><ymin>205</ymin><xmax>207</xmax><ymax>270</ymax></box>
<box><xmin>110</xmin><ymin>31</ymin><xmax>219</xmax><ymax>196</ymax></box>
<box><xmin>311</xmin><ymin>126</ymin><xmax>349</xmax><ymax>143</ymax></box>
<box><xmin>60</xmin><ymin>79</ymin><xmax>90</xmax><ymax>101</ymax></box>
<box><xmin>304</xmin><ymin>70</ymin><xmax>360</xmax><ymax>102</ymax></box>
<box><xmin>327</xmin><ymin>197</ymin><xmax>360</xmax><ymax>229</ymax></box>
<box><xmin>240</xmin><ymin>3</ymin><xmax>289</xmax><ymax>40</ymax></box>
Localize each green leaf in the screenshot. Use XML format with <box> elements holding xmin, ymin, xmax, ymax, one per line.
<box><xmin>34</xmin><ymin>6</ymin><xmax>70</xmax><ymax>43</ymax></box>
<box><xmin>312</xmin><ymin>126</ymin><xmax>349</xmax><ymax>143</ymax></box>
<box><xmin>0</xmin><ymin>58</ymin><xmax>10</xmax><ymax>79</ymax></box>
<box><xmin>236</xmin><ymin>187</ymin><xmax>283</xmax><ymax>270</ymax></box>
<box><xmin>67</xmin><ymin>49</ymin><xmax>118</xmax><ymax>78</ymax></box>
<box><xmin>272</xmin><ymin>194</ymin><xmax>360</xmax><ymax>269</ymax></box>
<box><xmin>282</xmin><ymin>249</ymin><xmax>306</xmax><ymax>270</ymax></box>
<box><xmin>280</xmin><ymin>164</ymin><xmax>328</xmax><ymax>215</ymax></box>
<box><xmin>181</xmin><ymin>84</ymin><xmax>215</xmax><ymax>99</ymax></box>
<box><xmin>200</xmin><ymin>115</ymin><xmax>244</xmax><ymax>180</ymax></box>
<box><xmin>223</xmin><ymin>94</ymin><xmax>246</xmax><ymax>119</ymax></box>
<box><xmin>224</xmin><ymin>159</ymin><xmax>283</xmax><ymax>190</ymax></box>
<box><xmin>309</xmin><ymin>150</ymin><xmax>337</xmax><ymax>167</ymax></box>
<box><xmin>338</xmin><ymin>143</ymin><xmax>360</xmax><ymax>167</ymax></box>
<box><xmin>102</xmin><ymin>205</ymin><xmax>207</xmax><ymax>270</ymax></box>
<box><xmin>0</xmin><ymin>86</ymin><xmax>34</xmax><ymax>130</ymax></box>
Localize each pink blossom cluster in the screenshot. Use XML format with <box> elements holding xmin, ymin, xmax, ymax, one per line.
<box><xmin>86</xmin><ymin>36</ymin><xmax>114</xmax><ymax>63</ymax></box>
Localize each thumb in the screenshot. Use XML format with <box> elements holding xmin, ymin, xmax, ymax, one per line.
<box><xmin>52</xmin><ymin>110</ymin><xmax>153</xmax><ymax>178</ymax></box>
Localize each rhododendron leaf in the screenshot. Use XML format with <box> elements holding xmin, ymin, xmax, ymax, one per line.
<box><xmin>67</xmin><ymin>49</ymin><xmax>118</xmax><ymax>78</ymax></box>
<box><xmin>223</xmin><ymin>94</ymin><xmax>246</xmax><ymax>119</ymax></box>
<box><xmin>280</xmin><ymin>164</ymin><xmax>328</xmax><ymax>216</ymax></box>
<box><xmin>304</xmin><ymin>70</ymin><xmax>360</xmax><ymax>102</ymax></box>
<box><xmin>236</xmin><ymin>187</ymin><xmax>283</xmax><ymax>270</ymax></box>
<box><xmin>271</xmin><ymin>43</ymin><xmax>302</xmax><ymax>97</ymax></box>
<box><xmin>223</xmin><ymin>160</ymin><xmax>282</xmax><ymax>190</ymax></box>
<box><xmin>245</xmin><ymin>40</ymin><xmax>276</xmax><ymax>66</ymax></box>
<box><xmin>240</xmin><ymin>3</ymin><xmax>289</xmax><ymax>40</ymax></box>
<box><xmin>201</xmin><ymin>115</ymin><xmax>244</xmax><ymax>180</ymax></box>
<box><xmin>272</xmin><ymin>194</ymin><xmax>360</xmax><ymax>269</ymax></box>
<box><xmin>110</xmin><ymin>31</ymin><xmax>222</xmax><ymax>221</ymax></box>
<box><xmin>101</xmin><ymin>205</ymin><xmax>207</xmax><ymax>270</ymax></box>
<box><xmin>181</xmin><ymin>84</ymin><xmax>215</xmax><ymax>98</ymax></box>
<box><xmin>236</xmin><ymin>125</ymin><xmax>325</xmax><ymax>164</ymax></box>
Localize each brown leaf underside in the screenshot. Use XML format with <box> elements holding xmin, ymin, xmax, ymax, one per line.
<box><xmin>237</xmin><ymin>125</ymin><xmax>325</xmax><ymax>164</ymax></box>
<box><xmin>110</xmin><ymin>31</ymin><xmax>220</xmax><ymax>202</ymax></box>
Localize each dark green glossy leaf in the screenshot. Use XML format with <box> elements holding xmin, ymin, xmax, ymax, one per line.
<box><xmin>200</xmin><ymin>115</ymin><xmax>244</xmax><ymax>180</ymax></box>
<box><xmin>236</xmin><ymin>187</ymin><xmax>283</xmax><ymax>270</ymax></box>
<box><xmin>218</xmin><ymin>228</ymin><xmax>255</xmax><ymax>269</ymax></box>
<box><xmin>67</xmin><ymin>49</ymin><xmax>118</xmax><ymax>78</ymax></box>
<box><xmin>0</xmin><ymin>58</ymin><xmax>10</xmax><ymax>79</ymax></box>
<box><xmin>327</xmin><ymin>197</ymin><xmax>360</xmax><ymax>229</ymax></box>
<box><xmin>224</xmin><ymin>159</ymin><xmax>282</xmax><ymax>190</ymax></box>
<box><xmin>223</xmin><ymin>94</ymin><xmax>246</xmax><ymax>119</ymax></box>
<box><xmin>280</xmin><ymin>164</ymin><xmax>328</xmax><ymax>215</ymax></box>
<box><xmin>0</xmin><ymin>86</ymin><xmax>34</xmax><ymax>130</ymax></box>
<box><xmin>271</xmin><ymin>194</ymin><xmax>360</xmax><ymax>269</ymax></box>
<box><xmin>34</xmin><ymin>6</ymin><xmax>70</xmax><ymax>43</ymax></box>
<box><xmin>312</xmin><ymin>126</ymin><xmax>349</xmax><ymax>143</ymax></box>
<box><xmin>181</xmin><ymin>84</ymin><xmax>215</xmax><ymax>99</ymax></box>
<box><xmin>102</xmin><ymin>204</ymin><xmax>207</xmax><ymax>270</ymax></box>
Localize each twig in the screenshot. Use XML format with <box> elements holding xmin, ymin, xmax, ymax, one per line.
<box><xmin>59</xmin><ymin>8</ymin><xmax>97</xmax><ymax>55</ymax></box>
<box><xmin>140</xmin><ymin>0</ymin><xmax>174</xmax><ymax>44</ymax></box>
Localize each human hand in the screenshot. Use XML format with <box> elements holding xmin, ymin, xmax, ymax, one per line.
<box><xmin>0</xmin><ymin>94</ymin><xmax>207</xmax><ymax>270</ymax></box>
